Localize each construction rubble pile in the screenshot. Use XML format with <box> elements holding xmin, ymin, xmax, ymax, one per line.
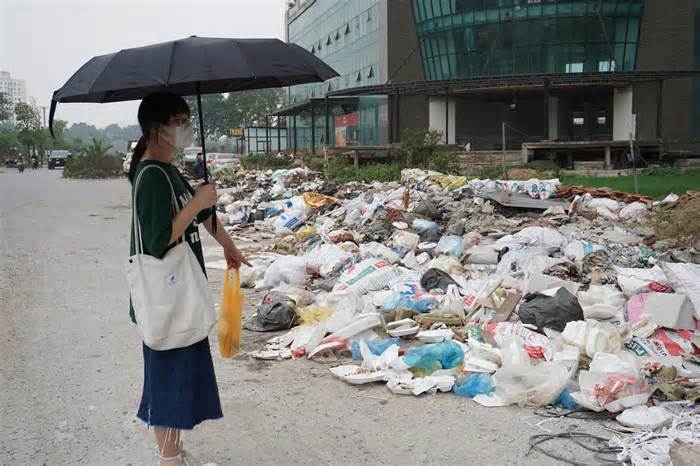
<box><xmin>213</xmin><ymin>167</ymin><xmax>700</xmax><ymax>464</ymax></box>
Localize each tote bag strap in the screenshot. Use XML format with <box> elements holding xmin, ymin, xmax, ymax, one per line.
<box><xmin>132</xmin><ymin>164</ymin><xmax>183</xmax><ymax>254</ymax></box>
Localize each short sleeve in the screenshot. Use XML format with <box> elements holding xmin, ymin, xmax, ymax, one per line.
<box><xmin>135</xmin><ymin>167</ymin><xmax>174</xmax><ymax>258</ymax></box>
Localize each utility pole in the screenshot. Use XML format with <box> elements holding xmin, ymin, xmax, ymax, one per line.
<box><xmin>40</xmin><ymin>106</ymin><xmax>47</xmax><ymax>128</ymax></box>
<box><xmin>502</xmin><ymin>121</ymin><xmax>507</xmax><ymax>178</ymax></box>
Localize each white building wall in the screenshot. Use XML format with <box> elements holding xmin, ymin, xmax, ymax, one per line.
<box><xmin>613</xmin><ymin>86</ymin><xmax>634</xmax><ymax>141</ymax></box>
<box><xmin>428</xmin><ymin>96</ymin><xmax>455</xmax><ymax>144</ymax></box>
<box><xmin>0</xmin><ymin>71</ymin><xmax>28</xmax><ymax>124</ymax></box>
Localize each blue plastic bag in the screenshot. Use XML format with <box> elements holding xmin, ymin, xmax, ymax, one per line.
<box><xmin>351</xmin><ymin>338</ymin><xmax>402</xmax><ymax>360</ymax></box>
<box><xmin>452</xmin><ymin>373</ymin><xmax>494</xmax><ymax>398</ymax></box>
<box><xmin>402</xmin><ymin>341</ymin><xmax>464</xmax><ymax>371</ymax></box>
<box><xmin>381</xmin><ymin>292</ymin><xmax>438</xmax><ymax>313</ymax></box>
<box><xmin>552</xmin><ymin>388</ymin><xmax>579</xmax><ymax>410</ymax></box>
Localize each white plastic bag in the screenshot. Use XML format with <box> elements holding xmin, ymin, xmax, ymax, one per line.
<box><xmin>359</xmin><ymin>242</ymin><xmax>401</xmax><ymax>264</ymax></box>
<box><xmin>614</xmin><ymin>265</ymin><xmax>670</xmax><ymax>297</ymax></box>
<box><xmin>585</xmin><ymin>196</ymin><xmax>620</xmax><ymax>212</ymax></box>
<box><xmin>261</xmin><ymin>256</ymin><xmax>308</xmax><ymax>288</ymax></box>
<box><xmin>577</xmin><ymin>285</ymin><xmax>626</xmax><ymax>320</ymax></box>
<box><xmin>493</xmin><ymin>361</ymin><xmax>570</xmax><ymax>406</ymax></box>
<box><xmin>512</xmin><ymin>226</ymin><xmax>566</xmax><ymax>248</ymax></box>
<box><xmin>660</xmin><ymin>262</ymin><xmax>700</xmax><ymax>319</ymax></box>
<box><xmin>436</xmin><ymin>235</ymin><xmax>465</xmax><ymax>257</ymax></box>
<box><xmin>563</xmin><ymin>240</ymin><xmax>605</xmax><ymax>261</ymax></box>
<box><xmin>466</xmin><ymin>245</ymin><xmax>499</xmax><ymax>265</ymax></box>
<box><xmin>441</xmin><ymin>284</ymin><xmax>465</xmax><ymax>318</ymax></box>
<box><xmin>305</xmin><ymin>244</ymin><xmax>352</xmax><ymax>278</ymax></box>
<box><xmin>561</xmin><ymin>320</ymin><xmax>623</xmax><ymax>357</ymax></box>
<box><xmin>390</xmin><ymin>230</ymin><xmax>420</xmax><ymax>251</ymax></box>
<box><xmin>619</xmin><ymin>202</ymin><xmax>648</xmax><ymax>220</ymax></box>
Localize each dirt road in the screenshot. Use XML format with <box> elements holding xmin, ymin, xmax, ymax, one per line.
<box><xmin>0</xmin><ymin>169</ymin><xmax>606</xmax><ymax>465</ymax></box>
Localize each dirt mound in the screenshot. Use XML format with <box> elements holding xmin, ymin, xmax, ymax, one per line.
<box><xmin>654</xmin><ymin>191</ymin><xmax>700</xmax><ymax>247</ymax></box>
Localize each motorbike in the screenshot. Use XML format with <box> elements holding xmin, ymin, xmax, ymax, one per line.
<box><xmin>31</xmin><ymin>159</ymin><xmax>38</xmax><ymax>170</ymax></box>
<box><xmin>17</xmin><ymin>163</ymin><xmax>24</xmax><ymax>173</ymax></box>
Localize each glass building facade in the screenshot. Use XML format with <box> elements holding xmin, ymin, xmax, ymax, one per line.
<box><xmin>287</xmin><ymin>0</ymin><xmax>383</xmax><ymax>148</ymax></box>
<box><xmin>411</xmin><ymin>0</ymin><xmax>643</xmax><ymax>80</ymax></box>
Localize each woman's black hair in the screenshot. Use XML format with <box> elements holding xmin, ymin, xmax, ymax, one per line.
<box><xmin>127</xmin><ymin>92</ymin><xmax>190</xmax><ymax>182</ymax></box>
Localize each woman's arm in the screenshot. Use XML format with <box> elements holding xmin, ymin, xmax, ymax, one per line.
<box><xmin>202</xmin><ymin>214</ymin><xmax>251</xmax><ymax>268</ymax></box>
<box><xmin>168</xmin><ymin>201</ymin><xmax>204</xmax><ymax>245</ymax></box>
<box><xmin>169</xmin><ymin>183</ymin><xmax>217</xmax><ymax>245</ymax></box>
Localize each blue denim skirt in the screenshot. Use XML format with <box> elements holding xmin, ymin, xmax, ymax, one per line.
<box><xmin>137</xmin><ymin>337</ymin><xmax>223</xmax><ymax>430</ymax></box>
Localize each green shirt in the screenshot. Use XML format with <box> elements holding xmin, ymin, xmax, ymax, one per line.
<box><xmin>128</xmin><ymin>160</ymin><xmax>212</xmax><ymax>323</ymax></box>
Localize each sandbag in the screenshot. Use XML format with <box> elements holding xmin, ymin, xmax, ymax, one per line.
<box><xmin>518</xmin><ymin>287</ymin><xmax>584</xmax><ymax>333</ymax></box>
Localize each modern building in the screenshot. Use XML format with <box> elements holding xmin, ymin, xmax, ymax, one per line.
<box><xmin>0</xmin><ymin>71</ymin><xmax>27</xmax><ymax>125</ymax></box>
<box><xmin>281</xmin><ymin>0</ymin><xmax>700</xmax><ymax>166</ymax></box>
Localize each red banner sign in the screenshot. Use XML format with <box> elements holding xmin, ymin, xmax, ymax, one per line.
<box><xmin>335</xmin><ymin>112</ymin><xmax>358</xmax><ymax>127</ymax></box>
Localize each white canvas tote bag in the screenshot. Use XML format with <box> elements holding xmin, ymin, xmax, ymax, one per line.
<box><xmin>125</xmin><ymin>165</ymin><xmax>215</xmax><ymax>350</ymax></box>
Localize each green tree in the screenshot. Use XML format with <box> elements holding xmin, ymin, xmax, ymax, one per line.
<box><xmin>0</xmin><ymin>127</ymin><xmax>18</xmax><ymax>158</ymax></box>
<box><xmin>84</xmin><ymin>137</ymin><xmax>113</xmax><ymax>157</ymax></box>
<box><xmin>14</xmin><ymin>102</ymin><xmax>42</xmax><ymax>156</ymax></box>
<box><xmin>221</xmin><ymin>88</ymin><xmax>284</xmax><ymax>128</ymax></box>
<box><xmin>184</xmin><ymin>94</ymin><xmax>228</xmax><ymax>144</ymax></box>
<box><xmin>185</xmin><ymin>88</ymin><xmax>284</xmax><ymax>144</ymax></box>
<box><xmin>0</xmin><ymin>93</ymin><xmax>13</xmax><ymax>123</ymax></box>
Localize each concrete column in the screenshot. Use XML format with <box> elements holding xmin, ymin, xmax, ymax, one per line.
<box><xmin>548</xmin><ymin>96</ymin><xmax>559</xmax><ymax>140</ymax></box>
<box><xmin>604</xmin><ymin>145</ymin><xmax>611</xmax><ymax>169</ymax></box>
<box><xmin>428</xmin><ymin>96</ymin><xmax>455</xmax><ymax>144</ymax></box>
<box><xmin>613</xmin><ymin>86</ymin><xmax>634</xmax><ymax>141</ymax></box>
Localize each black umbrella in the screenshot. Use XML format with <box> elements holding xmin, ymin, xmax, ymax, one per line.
<box><xmin>50</xmin><ymin>35</ymin><xmax>337</xmax><ymax>230</ymax></box>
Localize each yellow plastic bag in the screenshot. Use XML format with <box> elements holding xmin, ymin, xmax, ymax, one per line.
<box><xmin>218</xmin><ymin>268</ymin><xmax>243</xmax><ymax>358</ymax></box>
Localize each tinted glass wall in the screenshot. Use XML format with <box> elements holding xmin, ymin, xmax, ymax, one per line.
<box><xmin>411</xmin><ymin>0</ymin><xmax>643</xmax><ymax>80</ymax></box>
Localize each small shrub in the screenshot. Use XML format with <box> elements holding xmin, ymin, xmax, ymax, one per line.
<box><xmin>428</xmin><ymin>151</ymin><xmax>459</xmax><ymax>175</ymax></box>
<box><xmin>393</xmin><ymin>128</ymin><xmax>443</xmax><ymax>168</ymax></box>
<box><xmin>477</xmin><ymin>164</ymin><xmax>507</xmax><ymax>180</ymax></box>
<box><xmin>63</xmin><ymin>154</ymin><xmax>122</xmax><ymax>179</ymax></box>
<box><xmin>301</xmin><ymin>152</ymin><xmax>325</xmax><ymax>171</ymax></box>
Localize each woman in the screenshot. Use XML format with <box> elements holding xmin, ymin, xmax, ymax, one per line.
<box><xmin>128</xmin><ymin>93</ymin><xmax>249</xmax><ymax>465</ymax></box>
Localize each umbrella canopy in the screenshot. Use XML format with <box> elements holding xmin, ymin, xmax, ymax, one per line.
<box><xmin>49</xmin><ymin>35</ymin><xmax>337</xmax><ymax>232</ymax></box>
<box><xmin>49</xmin><ymin>35</ymin><xmax>338</xmax><ymax>133</ymax></box>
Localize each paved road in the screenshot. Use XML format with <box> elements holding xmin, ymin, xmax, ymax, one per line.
<box><xmin>0</xmin><ymin>168</ymin><xmax>605</xmax><ymax>465</ymax></box>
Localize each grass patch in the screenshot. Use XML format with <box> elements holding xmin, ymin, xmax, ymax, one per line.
<box><xmin>240</xmin><ymin>155</ymin><xmax>293</xmax><ymax>170</ymax></box>
<box><xmin>63</xmin><ymin>154</ymin><xmax>122</xmax><ymax>179</ymax></box>
<box><xmin>560</xmin><ymin>168</ymin><xmax>700</xmax><ymax>200</ymax></box>
<box><xmin>325</xmin><ymin>159</ymin><xmax>402</xmax><ymax>183</ymax></box>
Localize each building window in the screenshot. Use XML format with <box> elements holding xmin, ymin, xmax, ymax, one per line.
<box><xmin>566</xmin><ymin>62</ymin><xmax>584</xmax><ymax>73</ymax></box>
<box><xmin>598</xmin><ymin>60</ymin><xmax>616</xmax><ymax>72</ymax></box>
<box><xmin>595</xmin><ymin>112</ymin><xmax>608</xmax><ymax>126</ymax></box>
<box><xmin>573</xmin><ymin>112</ymin><xmax>585</xmax><ymax>126</ymax></box>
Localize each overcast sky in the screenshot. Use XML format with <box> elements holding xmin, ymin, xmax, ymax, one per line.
<box><xmin>0</xmin><ymin>0</ymin><xmax>286</xmax><ymax>128</ymax></box>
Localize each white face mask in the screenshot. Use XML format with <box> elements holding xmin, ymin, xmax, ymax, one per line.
<box><xmin>159</xmin><ymin>122</ymin><xmax>194</xmax><ymax>148</ymax></box>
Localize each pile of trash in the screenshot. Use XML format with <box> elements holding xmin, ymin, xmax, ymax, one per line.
<box><xmin>214</xmin><ymin>167</ymin><xmax>699</xmax><ymax>447</ymax></box>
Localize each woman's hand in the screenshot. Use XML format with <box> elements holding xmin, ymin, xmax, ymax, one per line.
<box><xmin>193</xmin><ymin>182</ymin><xmax>217</xmax><ymax>210</ymax></box>
<box><xmin>224</xmin><ymin>245</ymin><xmax>251</xmax><ymax>269</ymax></box>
